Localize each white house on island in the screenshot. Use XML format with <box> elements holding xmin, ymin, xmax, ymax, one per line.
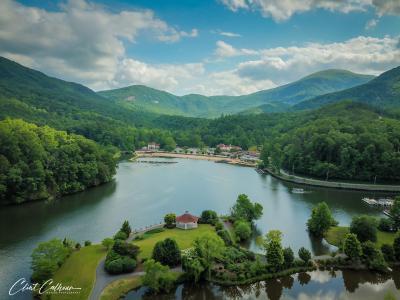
<box><xmin>176</xmin><ymin>211</ymin><xmax>199</xmax><ymax>230</ymax></box>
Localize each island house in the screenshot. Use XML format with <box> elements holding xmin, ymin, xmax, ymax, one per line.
<box><xmin>176</xmin><ymin>211</ymin><xmax>199</xmax><ymax>230</ymax></box>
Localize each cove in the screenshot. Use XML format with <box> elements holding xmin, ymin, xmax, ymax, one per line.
<box><xmin>0</xmin><ymin>158</ymin><xmax>392</xmax><ymax>299</ymax></box>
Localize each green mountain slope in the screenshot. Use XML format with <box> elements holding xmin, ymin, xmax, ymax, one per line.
<box><xmin>99</xmin><ymin>69</ymin><xmax>374</xmax><ymax>117</ymax></box>
<box><xmin>294</xmin><ymin>66</ymin><xmax>400</xmax><ymax>111</ymax></box>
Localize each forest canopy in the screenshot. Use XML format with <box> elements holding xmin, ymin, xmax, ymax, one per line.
<box><xmin>0</xmin><ymin>119</ymin><xmax>117</xmax><ymax>204</ymax></box>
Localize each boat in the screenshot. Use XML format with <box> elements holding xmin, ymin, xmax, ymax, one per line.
<box><xmin>292</xmin><ymin>188</ymin><xmax>305</xmax><ymax>194</ymax></box>
<box><xmin>362</xmin><ymin>197</ymin><xmax>394</xmax><ymax>208</ymax></box>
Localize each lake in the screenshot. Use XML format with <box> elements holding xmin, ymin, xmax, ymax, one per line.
<box><xmin>0</xmin><ymin>158</ymin><xmax>395</xmax><ymax>299</ymax></box>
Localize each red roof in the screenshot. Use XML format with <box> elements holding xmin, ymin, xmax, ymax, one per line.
<box><xmin>176</xmin><ymin>212</ymin><xmax>199</xmax><ymax>223</ymax></box>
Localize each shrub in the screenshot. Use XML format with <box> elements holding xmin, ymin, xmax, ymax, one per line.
<box><xmin>217</xmin><ymin>229</ymin><xmax>233</xmax><ymax>246</ymax></box>
<box><xmin>283</xmin><ymin>247</ymin><xmax>294</xmax><ymax>267</ymax></box>
<box><xmin>361</xmin><ymin>241</ymin><xmax>378</xmax><ymax>261</ymax></box>
<box><xmin>307</xmin><ymin>202</ymin><xmax>337</xmax><ymax>237</ymax></box>
<box><xmin>102</xmin><ymin>238</ymin><xmax>114</xmax><ymax>250</ymax></box>
<box><xmin>145</xmin><ymin>228</ymin><xmax>165</xmax><ymax>235</ymax></box>
<box><xmin>215</xmin><ymin>221</ymin><xmax>224</xmax><ymax>231</ymax></box>
<box><xmin>393</xmin><ymin>235</ymin><xmax>400</xmax><ymax>261</ymax></box>
<box><xmin>381</xmin><ymin>244</ymin><xmax>395</xmax><ymax>262</ymax></box>
<box><xmin>200</xmin><ymin>210</ymin><xmax>218</xmax><ymax>225</ymax></box>
<box><xmin>164</xmin><ymin>213</ymin><xmax>176</xmax><ymax>228</ymax></box>
<box><xmin>75</xmin><ymin>243</ymin><xmax>81</xmax><ymax>250</ymax></box>
<box><xmin>378</xmin><ymin>218</ymin><xmax>394</xmax><ymax>232</ymax></box>
<box><xmin>343</xmin><ymin>233</ymin><xmax>362</xmax><ymax>262</ymax></box>
<box><xmin>350</xmin><ymin>215</ymin><xmax>377</xmax><ymax>243</ymax></box>
<box><xmin>369</xmin><ymin>250</ymin><xmax>388</xmax><ymax>272</ymax></box>
<box><xmin>298</xmin><ymin>247</ymin><xmax>311</xmax><ymax>264</ymax></box>
<box><xmin>152</xmin><ymin>238</ymin><xmax>181</xmax><ymax>267</ymax></box>
<box><xmin>84</xmin><ymin>240</ymin><xmax>91</xmax><ymax>247</ymax></box>
<box><xmin>104</xmin><ymin>250</ymin><xmax>137</xmax><ymax>274</ymax></box>
<box><xmin>114</xmin><ymin>231</ymin><xmax>128</xmax><ymax>241</ymax></box>
<box><xmin>113</xmin><ymin>240</ymin><xmax>140</xmax><ymax>258</ymax></box>
<box><xmin>142</xmin><ymin>259</ymin><xmax>176</xmax><ymax>293</ymax></box>
<box><xmin>234</xmin><ymin>220</ymin><xmax>252</xmax><ymax>241</ymax></box>
<box><xmin>121</xmin><ymin>220</ymin><xmax>132</xmax><ymax>236</ymax></box>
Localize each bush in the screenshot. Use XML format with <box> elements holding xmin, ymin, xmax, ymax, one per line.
<box><xmin>215</xmin><ymin>221</ymin><xmax>224</xmax><ymax>231</ymax></box>
<box><xmin>152</xmin><ymin>238</ymin><xmax>181</xmax><ymax>267</ymax></box>
<box><xmin>164</xmin><ymin>213</ymin><xmax>176</xmax><ymax>228</ymax></box>
<box><xmin>104</xmin><ymin>250</ymin><xmax>137</xmax><ymax>274</ymax></box>
<box><xmin>298</xmin><ymin>247</ymin><xmax>311</xmax><ymax>264</ymax></box>
<box><xmin>145</xmin><ymin>228</ymin><xmax>165</xmax><ymax>235</ymax></box>
<box><xmin>234</xmin><ymin>220</ymin><xmax>252</xmax><ymax>241</ymax></box>
<box><xmin>217</xmin><ymin>229</ymin><xmax>234</xmax><ymax>246</ymax></box>
<box><xmin>350</xmin><ymin>215</ymin><xmax>377</xmax><ymax>243</ymax></box>
<box><xmin>393</xmin><ymin>235</ymin><xmax>400</xmax><ymax>261</ymax></box>
<box><xmin>343</xmin><ymin>233</ymin><xmax>362</xmax><ymax>262</ymax></box>
<box><xmin>200</xmin><ymin>210</ymin><xmax>218</xmax><ymax>225</ymax></box>
<box><xmin>283</xmin><ymin>247</ymin><xmax>294</xmax><ymax>267</ymax></box>
<box><xmin>84</xmin><ymin>240</ymin><xmax>91</xmax><ymax>247</ymax></box>
<box><xmin>369</xmin><ymin>250</ymin><xmax>388</xmax><ymax>272</ymax></box>
<box><xmin>113</xmin><ymin>240</ymin><xmax>140</xmax><ymax>258</ymax></box>
<box><xmin>101</xmin><ymin>238</ymin><xmax>114</xmax><ymax>250</ymax></box>
<box><xmin>381</xmin><ymin>244</ymin><xmax>395</xmax><ymax>262</ymax></box>
<box><xmin>75</xmin><ymin>243</ymin><xmax>81</xmax><ymax>250</ymax></box>
<box><xmin>114</xmin><ymin>231</ymin><xmax>128</xmax><ymax>241</ymax></box>
<box><xmin>378</xmin><ymin>218</ymin><xmax>394</xmax><ymax>232</ymax></box>
<box><xmin>142</xmin><ymin>259</ymin><xmax>176</xmax><ymax>293</ymax></box>
<box><xmin>361</xmin><ymin>241</ymin><xmax>378</xmax><ymax>261</ymax></box>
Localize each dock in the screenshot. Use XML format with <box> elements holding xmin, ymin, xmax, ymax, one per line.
<box><xmin>361</xmin><ymin>197</ymin><xmax>394</xmax><ymax>208</ymax></box>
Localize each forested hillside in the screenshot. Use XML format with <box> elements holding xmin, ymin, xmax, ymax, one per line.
<box><xmin>295</xmin><ymin>66</ymin><xmax>400</xmax><ymax>111</ymax></box>
<box><xmin>99</xmin><ymin>69</ymin><xmax>374</xmax><ymax>117</ymax></box>
<box><xmin>0</xmin><ymin>119</ymin><xmax>117</xmax><ymax>204</ymax></box>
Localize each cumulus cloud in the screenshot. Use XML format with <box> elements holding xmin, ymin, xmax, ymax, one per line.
<box><xmin>215</xmin><ymin>40</ymin><xmax>258</xmax><ymax>58</ymax></box>
<box><xmin>220</xmin><ymin>0</ymin><xmax>400</xmax><ymax>21</ymax></box>
<box><xmin>220</xmin><ymin>31</ymin><xmax>242</xmax><ymax>37</ymax></box>
<box><xmin>0</xmin><ymin>0</ymin><xmax>198</xmax><ymax>89</ymax></box>
<box><xmin>365</xmin><ymin>18</ymin><xmax>379</xmax><ymax>29</ymax></box>
<box><xmin>215</xmin><ymin>36</ymin><xmax>400</xmax><ymax>85</ymax></box>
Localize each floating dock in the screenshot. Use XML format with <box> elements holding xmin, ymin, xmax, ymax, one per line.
<box><xmin>362</xmin><ymin>197</ymin><xmax>394</xmax><ymax>208</ymax></box>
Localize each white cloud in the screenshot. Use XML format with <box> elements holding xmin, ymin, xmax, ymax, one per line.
<box><xmin>365</xmin><ymin>18</ymin><xmax>379</xmax><ymax>29</ymax></box>
<box><xmin>215</xmin><ymin>40</ymin><xmax>258</xmax><ymax>58</ymax></box>
<box><xmin>0</xmin><ymin>0</ymin><xmax>197</xmax><ymax>89</ymax></box>
<box><xmin>219</xmin><ymin>0</ymin><xmax>400</xmax><ymax>21</ymax></box>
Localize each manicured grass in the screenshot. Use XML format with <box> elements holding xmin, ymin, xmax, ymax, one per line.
<box><xmin>100</xmin><ymin>276</ymin><xmax>142</xmax><ymax>300</ymax></box>
<box><xmin>325</xmin><ymin>226</ymin><xmax>397</xmax><ymax>248</ymax></box>
<box><xmin>51</xmin><ymin>245</ymin><xmax>107</xmax><ymax>300</ymax></box>
<box><xmin>133</xmin><ymin>224</ymin><xmax>217</xmax><ymax>259</ymax></box>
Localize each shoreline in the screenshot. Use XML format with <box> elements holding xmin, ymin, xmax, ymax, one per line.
<box><xmin>135</xmin><ymin>151</ymin><xmax>258</xmax><ymax>167</ymax></box>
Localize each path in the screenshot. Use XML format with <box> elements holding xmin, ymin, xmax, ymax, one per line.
<box><xmin>90</xmin><ymin>223</ymin><xmax>166</xmax><ymax>300</ymax></box>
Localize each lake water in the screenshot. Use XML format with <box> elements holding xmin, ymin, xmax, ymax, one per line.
<box><xmin>0</xmin><ymin>158</ymin><xmax>396</xmax><ymax>299</ymax></box>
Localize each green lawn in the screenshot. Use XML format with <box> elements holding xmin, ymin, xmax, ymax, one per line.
<box><xmin>51</xmin><ymin>244</ymin><xmax>107</xmax><ymax>300</ymax></box>
<box><xmin>325</xmin><ymin>226</ymin><xmax>397</xmax><ymax>248</ymax></box>
<box><xmin>133</xmin><ymin>224</ymin><xmax>216</xmax><ymax>259</ymax></box>
<box><xmin>100</xmin><ymin>276</ymin><xmax>142</xmax><ymax>300</ymax></box>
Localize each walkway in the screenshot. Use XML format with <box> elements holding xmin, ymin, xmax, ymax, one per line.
<box><xmin>263</xmin><ymin>167</ymin><xmax>400</xmax><ymax>192</ymax></box>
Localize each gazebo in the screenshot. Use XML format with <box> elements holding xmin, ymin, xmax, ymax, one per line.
<box><xmin>176</xmin><ymin>211</ymin><xmax>199</xmax><ymax>230</ymax></box>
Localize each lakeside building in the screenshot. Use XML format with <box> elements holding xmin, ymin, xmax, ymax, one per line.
<box><xmin>176</xmin><ymin>211</ymin><xmax>199</xmax><ymax>230</ymax></box>
<box><xmin>216</xmin><ymin>144</ymin><xmax>242</xmax><ymax>152</ymax></box>
<box><xmin>146</xmin><ymin>142</ymin><xmax>160</xmax><ymax>151</ymax></box>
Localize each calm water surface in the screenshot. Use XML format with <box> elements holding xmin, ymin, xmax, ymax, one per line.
<box><xmin>0</xmin><ymin>158</ymin><xmax>395</xmax><ymax>299</ymax></box>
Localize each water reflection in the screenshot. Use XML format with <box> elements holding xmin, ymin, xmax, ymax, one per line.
<box><xmin>124</xmin><ymin>268</ymin><xmax>400</xmax><ymax>299</ymax></box>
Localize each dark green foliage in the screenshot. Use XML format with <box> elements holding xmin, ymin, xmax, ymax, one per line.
<box><xmin>75</xmin><ymin>243</ymin><xmax>81</xmax><ymax>250</ymax></box>
<box><xmin>231</xmin><ymin>194</ymin><xmax>263</xmax><ymax>223</ymax></box>
<box><xmin>113</xmin><ymin>231</ymin><xmax>128</xmax><ymax>241</ymax></box>
<box><xmin>121</xmin><ymin>220</ymin><xmax>132</xmax><ymax>236</ymax></box>
<box><xmin>234</xmin><ymin>220</ymin><xmax>252</xmax><ymax>241</ymax></box>
<box><xmin>31</xmin><ymin>239</ymin><xmax>72</xmax><ymax>283</ymax></box>
<box><xmin>389</xmin><ymin>197</ymin><xmax>400</xmax><ymax>230</ymax></box>
<box><xmin>350</xmin><ymin>215</ymin><xmax>378</xmax><ymax>243</ymax></box>
<box><xmin>381</xmin><ymin>244</ymin><xmax>395</xmax><ymax>262</ymax></box>
<box><xmin>215</xmin><ymin>221</ymin><xmax>224</xmax><ymax>231</ymax></box>
<box><xmin>283</xmin><ymin>247</ymin><xmax>294</xmax><ymax>267</ymax></box>
<box><xmin>142</xmin><ymin>259</ymin><xmax>176</xmax><ymax>293</ymax></box>
<box><xmin>307</xmin><ymin>202</ymin><xmax>337</xmax><ymax>237</ymax></box>
<box><xmin>393</xmin><ymin>236</ymin><xmax>400</xmax><ymax>261</ymax></box>
<box><xmin>199</xmin><ymin>210</ymin><xmax>218</xmax><ymax>225</ymax></box>
<box><xmin>264</xmin><ymin>230</ymin><xmax>284</xmax><ymax>272</ymax></box>
<box><xmin>378</xmin><ymin>218</ymin><xmax>394</xmax><ymax>232</ymax></box>
<box><xmin>105</xmin><ymin>241</ymin><xmax>139</xmax><ymax>274</ymax></box>
<box><xmin>298</xmin><ymin>247</ymin><xmax>311</xmax><ymax>264</ymax></box>
<box><xmin>0</xmin><ymin>119</ymin><xmax>116</xmax><ymax>204</ymax></box>
<box><xmin>84</xmin><ymin>240</ymin><xmax>91</xmax><ymax>247</ymax></box>
<box><xmin>361</xmin><ymin>241</ymin><xmax>378</xmax><ymax>261</ymax></box>
<box><xmin>368</xmin><ymin>250</ymin><xmax>388</xmax><ymax>273</ymax></box>
<box><xmin>217</xmin><ymin>229</ymin><xmax>234</xmax><ymax>246</ymax></box>
<box><xmin>152</xmin><ymin>238</ymin><xmax>181</xmax><ymax>267</ymax></box>
<box><xmin>112</xmin><ymin>240</ymin><xmax>140</xmax><ymax>258</ymax></box>
<box><xmin>164</xmin><ymin>213</ymin><xmax>176</xmax><ymax>228</ymax></box>
<box><xmin>343</xmin><ymin>233</ymin><xmax>362</xmax><ymax>261</ymax></box>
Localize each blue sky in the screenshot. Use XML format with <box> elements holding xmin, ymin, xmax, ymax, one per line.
<box><xmin>1</xmin><ymin>0</ymin><xmax>400</xmax><ymax>95</ymax></box>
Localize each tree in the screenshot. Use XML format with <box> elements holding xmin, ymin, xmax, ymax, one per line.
<box><xmin>264</xmin><ymin>230</ymin><xmax>284</xmax><ymax>272</ymax></box>
<box><xmin>121</xmin><ymin>220</ymin><xmax>132</xmax><ymax>236</ymax></box>
<box><xmin>307</xmin><ymin>202</ymin><xmax>337</xmax><ymax>237</ymax></box>
<box><xmin>390</xmin><ymin>197</ymin><xmax>400</xmax><ymax>230</ymax></box>
<box><xmin>350</xmin><ymin>215</ymin><xmax>377</xmax><ymax>243</ymax></box>
<box><xmin>200</xmin><ymin>210</ymin><xmax>218</xmax><ymax>225</ymax></box>
<box><xmin>234</xmin><ymin>220</ymin><xmax>252</xmax><ymax>241</ymax></box>
<box><xmin>193</xmin><ymin>234</ymin><xmax>225</xmax><ymax>278</ymax></box>
<box><xmin>298</xmin><ymin>247</ymin><xmax>311</xmax><ymax>264</ymax></box>
<box><xmin>378</xmin><ymin>218</ymin><xmax>394</xmax><ymax>232</ymax></box>
<box><xmin>182</xmin><ymin>251</ymin><xmax>205</xmax><ymax>283</ymax></box>
<box><xmin>164</xmin><ymin>213</ymin><xmax>176</xmax><ymax>228</ymax></box>
<box><xmin>114</xmin><ymin>231</ymin><xmax>128</xmax><ymax>241</ymax></box>
<box><xmin>113</xmin><ymin>240</ymin><xmax>140</xmax><ymax>258</ymax></box>
<box><xmin>217</xmin><ymin>229</ymin><xmax>234</xmax><ymax>246</ymax></box>
<box><xmin>142</xmin><ymin>259</ymin><xmax>176</xmax><ymax>293</ymax></box>
<box><xmin>361</xmin><ymin>241</ymin><xmax>378</xmax><ymax>261</ymax></box>
<box><xmin>231</xmin><ymin>194</ymin><xmax>263</xmax><ymax>223</ymax></box>
<box><xmin>343</xmin><ymin>233</ymin><xmax>362</xmax><ymax>262</ymax></box>
<box><xmin>381</xmin><ymin>244</ymin><xmax>395</xmax><ymax>262</ymax></box>
<box><xmin>31</xmin><ymin>239</ymin><xmax>72</xmax><ymax>283</ymax></box>
<box><xmin>102</xmin><ymin>238</ymin><xmax>114</xmax><ymax>250</ymax></box>
<box><xmin>393</xmin><ymin>235</ymin><xmax>400</xmax><ymax>261</ymax></box>
<box><xmin>369</xmin><ymin>250</ymin><xmax>388</xmax><ymax>272</ymax></box>
<box><xmin>152</xmin><ymin>238</ymin><xmax>181</xmax><ymax>267</ymax></box>
<box><xmin>283</xmin><ymin>247</ymin><xmax>294</xmax><ymax>267</ymax></box>
<box><xmin>84</xmin><ymin>240</ymin><xmax>91</xmax><ymax>246</ymax></box>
